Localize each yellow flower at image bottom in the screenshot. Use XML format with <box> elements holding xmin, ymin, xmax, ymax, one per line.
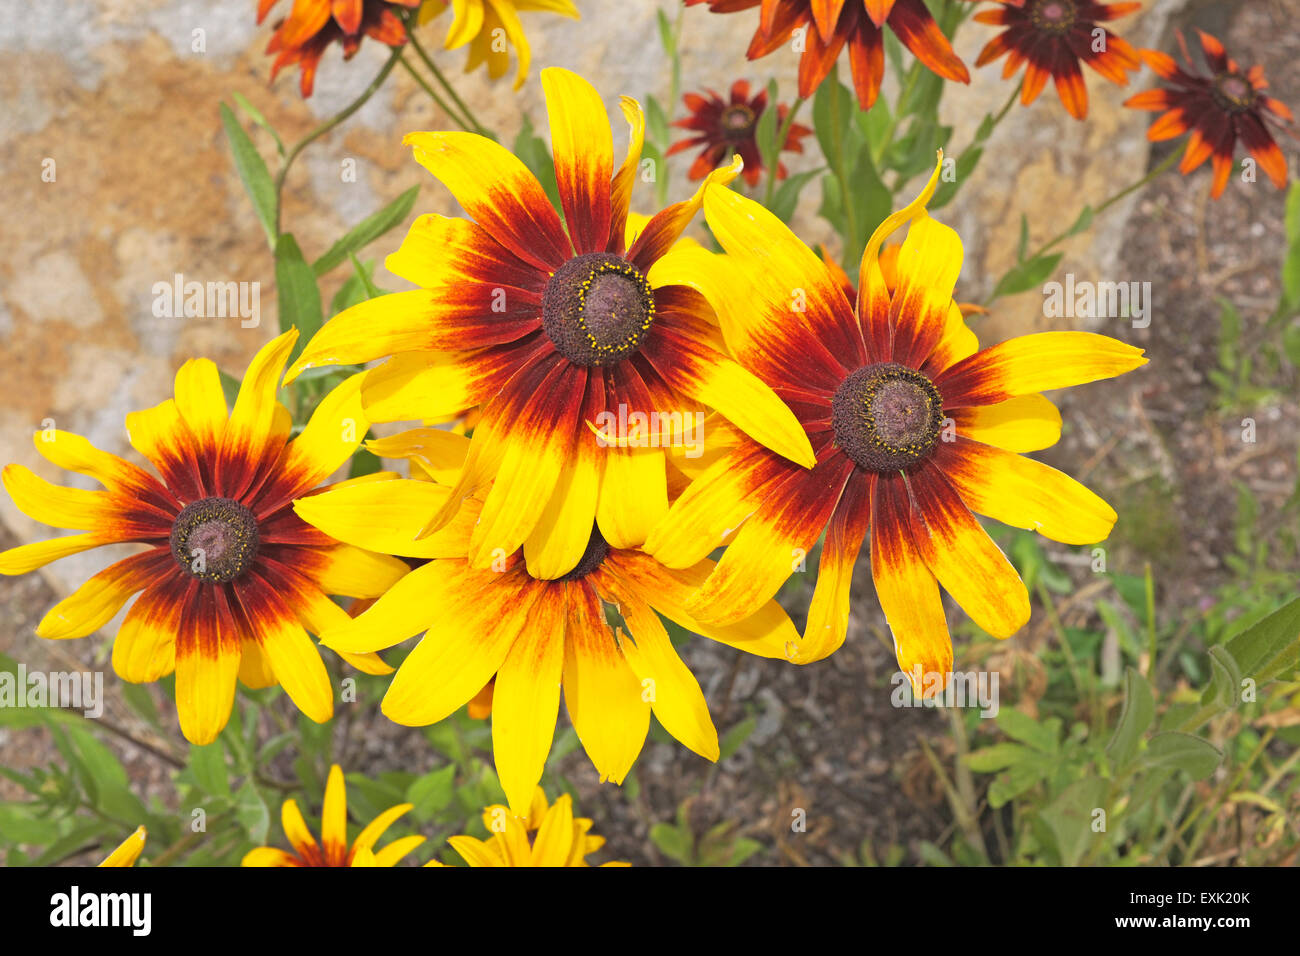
<box><xmin>242</xmin><ymin>764</ymin><xmax>425</xmax><ymax>867</ymax></box>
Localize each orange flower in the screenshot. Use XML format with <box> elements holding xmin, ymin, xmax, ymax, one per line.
<box><xmin>971</xmin><ymin>0</ymin><xmax>1142</xmax><ymax>120</ymax></box>
<box><xmin>685</xmin><ymin>0</ymin><xmax>970</xmax><ymax>111</ymax></box>
<box><xmin>260</xmin><ymin>0</ymin><xmax>421</xmax><ymax>97</ymax></box>
<box><xmin>1125</xmin><ymin>30</ymin><xmax>1292</xmax><ymax>199</ymax></box>
<box><xmin>668</xmin><ymin>80</ymin><xmax>812</xmax><ymax>186</ymax></box>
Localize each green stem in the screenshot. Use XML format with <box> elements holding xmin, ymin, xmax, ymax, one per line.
<box><xmin>763</xmin><ymin>97</ymin><xmax>806</xmax><ymax>208</ymax></box>
<box><xmin>273</xmin><ymin>47</ymin><xmax>402</xmax><ymax>236</ymax></box>
<box><xmin>984</xmin><ymin>143</ymin><xmax>1186</xmax><ymax>306</ymax></box>
<box><xmin>402</xmin><ymin>17</ymin><xmax>487</xmax><ymax>135</ymax></box>
<box><xmin>398</xmin><ymin>53</ymin><xmax>472</xmax><ymax>129</ymax></box>
<box><xmin>874</xmin><ymin>59</ymin><xmax>923</xmax><ymax>169</ymax></box>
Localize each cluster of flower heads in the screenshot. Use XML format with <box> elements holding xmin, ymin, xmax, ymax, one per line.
<box><xmin>0</xmin><ymin>64</ymin><xmax>1147</xmax><ymax>818</ymax></box>
<box><xmin>681</xmin><ymin>1</ymin><xmax>1293</xmax><ymax>198</ymax></box>
<box><xmin>258</xmin><ymin>0</ymin><xmax>577</xmax><ymax>96</ymax></box>
<box><xmin>4</xmin><ymin>2</ymin><xmax>1293</xmax><ymax>860</ymax></box>
<box><xmin>100</xmin><ymin>768</ymin><xmax>620</xmax><ymax>867</ymax></box>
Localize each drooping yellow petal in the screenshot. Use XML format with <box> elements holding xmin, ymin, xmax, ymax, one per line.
<box><xmin>561</xmin><ymin>584</ymin><xmax>650</xmax><ymax>785</ymax></box>
<box><xmin>492</xmin><ymin>584</ymin><xmax>567</xmax><ymax>815</ymax></box>
<box><xmin>598</xmin><ymin>572</ymin><xmax>718</xmax><ymax>762</ymax></box>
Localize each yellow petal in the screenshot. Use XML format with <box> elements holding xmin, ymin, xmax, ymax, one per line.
<box><xmin>492</xmin><ymin>585</ymin><xmax>567</xmax><ymax>815</ymax></box>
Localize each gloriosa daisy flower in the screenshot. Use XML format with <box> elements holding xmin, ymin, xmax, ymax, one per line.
<box><xmin>293</xmin><ymin>439</ymin><xmax>800</xmax><ymax>815</ymax></box>
<box><xmin>430</xmin><ymin>789</ymin><xmax>628</xmax><ymax>866</ymax></box>
<box><xmin>260</xmin><ymin>0</ymin><xmax>421</xmax><ymax>97</ymax></box>
<box><xmin>644</xmin><ymin>156</ymin><xmax>1147</xmax><ymax>690</ymax></box>
<box><xmin>685</xmin><ymin>0</ymin><xmax>970</xmax><ymax>111</ymax></box>
<box><xmin>418</xmin><ymin>0</ymin><xmax>579</xmax><ymax>89</ymax></box>
<box><xmin>99</xmin><ymin>826</ymin><xmax>147</xmax><ymax>867</ymax></box>
<box><xmin>0</xmin><ymin>330</ymin><xmax>406</xmax><ymax>744</ymax></box>
<box><xmin>971</xmin><ymin>0</ymin><xmax>1142</xmax><ymax>120</ymax></box>
<box><xmin>669</xmin><ymin>80</ymin><xmax>813</xmax><ymax>187</ymax></box>
<box><xmin>1125</xmin><ymin>30</ymin><xmax>1292</xmax><ymax>199</ymax></box>
<box><xmin>285</xmin><ymin>67</ymin><xmax>814</xmax><ymax>582</ymax></box>
<box><xmin>243</xmin><ymin>764</ymin><xmax>425</xmax><ymax>866</ymax></box>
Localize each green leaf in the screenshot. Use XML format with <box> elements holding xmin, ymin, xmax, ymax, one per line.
<box><xmin>987</xmin><ymin>761</ymin><xmax>1046</xmax><ymax>808</ymax></box>
<box><xmin>656</xmin><ymin>8</ymin><xmax>677</xmax><ymax>62</ymax></box>
<box><xmin>120</xmin><ymin>682</ymin><xmax>161</xmax><ymax>730</ymax></box>
<box><xmin>1202</xmin><ymin>644</ymin><xmax>1243</xmax><ymax>712</ymax></box>
<box><xmin>995</xmin><ymin>708</ymin><xmax>1058</xmax><ymax>753</ymax></box>
<box><xmin>768</xmin><ymin>169</ymin><xmax>821</xmax><ymax>223</ymax></box>
<box><xmin>274</xmin><ymin>233</ymin><xmax>324</xmax><ymax>348</ymax></box>
<box><xmin>231</xmin><ymin>91</ymin><xmax>285</xmax><ymax>157</ymax></box>
<box><xmin>1106</xmin><ymin>667</ymin><xmax>1155</xmax><ymax>769</ymax></box>
<box><xmin>220</xmin><ymin>103</ymin><xmax>277</xmax><ymax>248</ymax></box>
<box><xmin>218</xmin><ymin>370</ymin><xmax>242</xmax><ymax>408</ymax></box>
<box><xmin>645</xmin><ymin>94</ymin><xmax>670</xmax><ymax>149</ymax></box>
<box><xmin>844</xmin><ymin>146</ymin><xmax>892</xmax><ymax>266</ymax></box>
<box><xmin>1223</xmin><ymin>596</ymin><xmax>1300</xmax><ymax>684</ymax></box>
<box><xmin>990</xmin><ymin>252</ymin><xmax>1063</xmax><ymax>300</ymax></box>
<box><xmin>406</xmin><ymin>764</ymin><xmax>457</xmax><ymax>821</ymax></box>
<box><xmin>718</xmin><ymin>715</ymin><xmax>757</xmax><ymax>761</ymax></box>
<box><xmin>1142</xmin><ymin>731</ymin><xmax>1223</xmax><ymax>780</ymax></box>
<box><xmin>234</xmin><ymin>781</ymin><xmax>271</xmax><ymax>845</ymax></box>
<box><xmin>1041</xmin><ymin>777</ymin><xmax>1108</xmax><ymax>866</ymax></box>
<box><xmin>311</xmin><ymin>185</ymin><xmax>419</xmax><ymax>277</ymax></box>
<box><xmin>189</xmin><ymin>741</ymin><xmax>230</xmax><ymax>798</ymax></box>
<box><xmin>513</xmin><ymin>115</ymin><xmax>560</xmax><ymax>212</ymax></box>
<box><xmin>649</xmin><ymin>822</ymin><xmax>692</xmax><ymax>864</ymax></box>
<box><xmin>349</xmin><ymin>446</ymin><xmax>383</xmax><ymax>479</ymax></box>
<box><xmin>1016</xmin><ymin>214</ymin><xmax>1030</xmax><ymax>262</ymax></box>
<box><xmin>754</xmin><ymin>80</ymin><xmax>780</xmax><ymax>178</ymax></box>
<box><xmin>812</xmin><ymin>71</ymin><xmax>855</xmax><ymax>180</ymax></box>
<box><xmin>330</xmin><ymin>258</ymin><xmax>377</xmax><ymax>316</ymax></box>
<box><xmin>1066</xmin><ymin>205</ymin><xmax>1094</xmax><ymax>238</ymax></box>
<box><xmin>964</xmin><ymin>742</ymin><xmax>1035</xmax><ymax>773</ymax></box>
<box><xmin>723</xmin><ymin>836</ymin><xmax>763</xmax><ymax>867</ymax></box>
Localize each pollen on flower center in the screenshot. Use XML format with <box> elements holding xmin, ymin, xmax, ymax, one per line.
<box><xmin>558</xmin><ymin>525</ymin><xmax>610</xmax><ymax>582</ymax></box>
<box><xmin>1031</xmin><ymin>0</ymin><xmax>1076</xmax><ymax>32</ymax></box>
<box><xmin>831</xmin><ymin>363</ymin><xmax>944</xmax><ymax>473</ymax></box>
<box><xmin>169</xmin><ymin>497</ymin><xmax>259</xmax><ymax>583</ymax></box>
<box><xmin>542</xmin><ymin>252</ymin><xmax>655</xmax><ymax>367</ymax></box>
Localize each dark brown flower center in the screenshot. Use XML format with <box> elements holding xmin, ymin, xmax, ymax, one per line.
<box><xmin>1213</xmin><ymin>72</ymin><xmax>1256</xmax><ymax>112</ymax></box>
<box><xmin>170</xmin><ymin>497</ymin><xmax>259</xmax><ymax>583</ymax></box>
<box><xmin>558</xmin><ymin>526</ymin><xmax>610</xmax><ymax>582</ymax></box>
<box><xmin>720</xmin><ymin>104</ymin><xmax>757</xmax><ymax>136</ymax></box>
<box><xmin>542</xmin><ymin>252</ymin><xmax>655</xmax><ymax>367</ymax></box>
<box><xmin>831</xmin><ymin>363</ymin><xmax>944</xmax><ymax>472</ymax></box>
<box><xmin>1031</xmin><ymin>0</ymin><xmax>1076</xmax><ymax>33</ymax></box>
